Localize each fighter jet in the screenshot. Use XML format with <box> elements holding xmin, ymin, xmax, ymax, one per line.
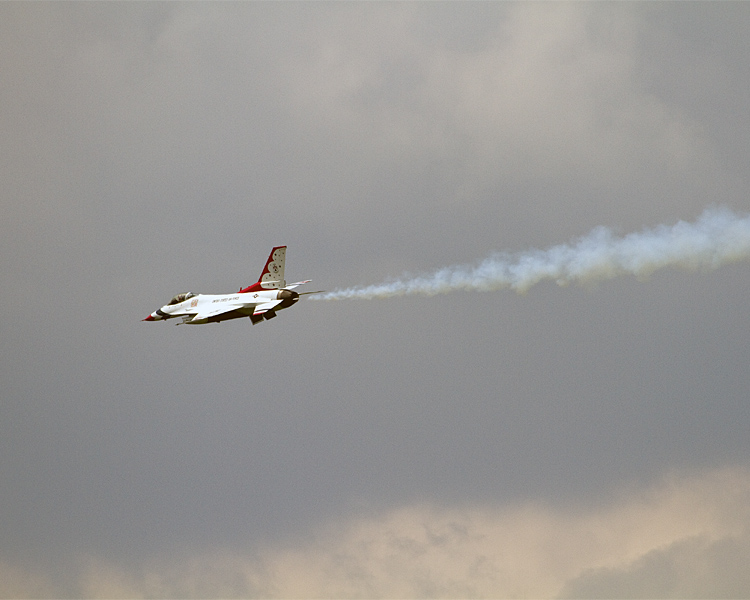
<box><xmin>143</xmin><ymin>246</ymin><xmax>319</xmax><ymax>325</ymax></box>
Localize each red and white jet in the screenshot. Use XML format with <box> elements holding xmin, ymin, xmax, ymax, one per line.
<box><xmin>143</xmin><ymin>246</ymin><xmax>318</xmax><ymax>325</ymax></box>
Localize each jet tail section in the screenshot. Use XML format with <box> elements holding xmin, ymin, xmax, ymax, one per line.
<box><xmin>239</xmin><ymin>246</ymin><xmax>287</xmax><ymax>293</ymax></box>
<box><xmin>260</xmin><ymin>246</ymin><xmax>286</xmax><ymax>288</ymax></box>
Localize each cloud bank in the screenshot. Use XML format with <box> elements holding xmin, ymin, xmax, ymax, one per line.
<box><xmin>3</xmin><ymin>467</ymin><xmax>748</xmax><ymax>598</ymax></box>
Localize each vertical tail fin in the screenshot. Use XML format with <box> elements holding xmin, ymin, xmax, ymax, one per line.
<box><xmin>260</xmin><ymin>246</ymin><xmax>286</xmax><ymax>288</ymax></box>
<box><xmin>240</xmin><ymin>246</ymin><xmax>287</xmax><ymax>293</ymax></box>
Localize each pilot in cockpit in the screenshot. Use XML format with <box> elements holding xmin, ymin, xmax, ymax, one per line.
<box><xmin>167</xmin><ymin>292</ymin><xmax>196</xmax><ymax>305</ymax></box>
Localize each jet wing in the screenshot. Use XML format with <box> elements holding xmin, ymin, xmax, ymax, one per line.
<box><xmin>192</xmin><ymin>302</ymin><xmax>259</xmax><ymax>321</ymax></box>
<box><xmin>192</xmin><ymin>304</ymin><xmax>246</xmax><ymax>321</ymax></box>
<box><xmin>190</xmin><ymin>298</ymin><xmax>282</xmax><ymax>323</ymax></box>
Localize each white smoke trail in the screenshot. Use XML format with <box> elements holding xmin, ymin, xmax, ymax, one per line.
<box><xmin>316</xmin><ymin>207</ymin><xmax>750</xmax><ymax>300</ymax></box>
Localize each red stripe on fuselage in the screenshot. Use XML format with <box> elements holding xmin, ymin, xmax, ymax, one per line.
<box><xmin>239</xmin><ymin>281</ymin><xmax>268</xmax><ymax>293</ymax></box>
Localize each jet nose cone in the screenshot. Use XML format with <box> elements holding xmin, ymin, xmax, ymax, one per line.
<box><xmin>143</xmin><ymin>315</ymin><xmax>155</xmax><ymax>321</ymax></box>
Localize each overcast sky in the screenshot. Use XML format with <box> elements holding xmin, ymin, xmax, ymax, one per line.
<box><xmin>2</xmin><ymin>3</ymin><xmax>750</xmax><ymax>598</ymax></box>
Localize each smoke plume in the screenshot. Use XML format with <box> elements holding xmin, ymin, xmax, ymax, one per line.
<box><xmin>317</xmin><ymin>207</ymin><xmax>750</xmax><ymax>300</ymax></box>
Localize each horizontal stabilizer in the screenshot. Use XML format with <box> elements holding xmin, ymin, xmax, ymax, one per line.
<box><xmin>284</xmin><ymin>280</ymin><xmax>312</xmax><ymax>290</ymax></box>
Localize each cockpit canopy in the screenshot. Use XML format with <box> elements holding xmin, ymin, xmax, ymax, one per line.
<box><xmin>168</xmin><ymin>292</ymin><xmax>196</xmax><ymax>305</ymax></box>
